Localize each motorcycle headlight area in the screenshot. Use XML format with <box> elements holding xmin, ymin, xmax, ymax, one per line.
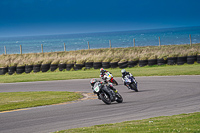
<box><xmin>125</xmin><ymin>79</ymin><xmax>131</xmax><ymax>82</ymax></box>
<box><xmin>94</xmin><ymin>86</ymin><xmax>100</xmax><ymax>92</ymax></box>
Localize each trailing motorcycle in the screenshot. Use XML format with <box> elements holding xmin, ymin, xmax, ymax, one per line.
<box><xmin>123</xmin><ymin>75</ymin><xmax>138</xmax><ymax>92</ymax></box>
<box><xmin>103</xmin><ymin>72</ymin><xmax>118</xmax><ymax>85</ymax></box>
<box><xmin>93</xmin><ymin>82</ymin><xmax>123</xmax><ymax>105</ymax></box>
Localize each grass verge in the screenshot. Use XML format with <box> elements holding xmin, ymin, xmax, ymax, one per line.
<box><xmin>56</xmin><ymin>112</ymin><xmax>200</xmax><ymax>133</ymax></box>
<box><xmin>0</xmin><ymin>63</ymin><xmax>200</xmax><ymax>83</ymax></box>
<box><xmin>0</xmin><ymin>91</ymin><xmax>83</xmax><ymax>112</ymax></box>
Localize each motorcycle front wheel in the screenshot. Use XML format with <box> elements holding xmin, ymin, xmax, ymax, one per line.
<box><xmin>130</xmin><ymin>83</ymin><xmax>138</xmax><ymax>92</ymax></box>
<box><xmin>116</xmin><ymin>92</ymin><xmax>123</xmax><ymax>103</ymax></box>
<box><xmin>99</xmin><ymin>93</ymin><xmax>111</xmax><ymax>105</ymax></box>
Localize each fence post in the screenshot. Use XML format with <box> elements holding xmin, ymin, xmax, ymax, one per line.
<box><xmin>41</xmin><ymin>44</ymin><xmax>43</xmax><ymax>53</ymax></box>
<box><xmin>133</xmin><ymin>39</ymin><xmax>135</xmax><ymax>47</ymax></box>
<box><xmin>109</xmin><ymin>40</ymin><xmax>111</xmax><ymax>48</ymax></box>
<box><xmin>4</xmin><ymin>46</ymin><xmax>6</xmax><ymax>55</ymax></box>
<box><xmin>20</xmin><ymin>45</ymin><xmax>22</xmax><ymax>54</ymax></box>
<box><xmin>189</xmin><ymin>34</ymin><xmax>192</xmax><ymax>46</ymax></box>
<box><xmin>64</xmin><ymin>43</ymin><xmax>66</xmax><ymax>51</ymax></box>
<box><xmin>158</xmin><ymin>37</ymin><xmax>161</xmax><ymax>48</ymax></box>
<box><xmin>88</xmin><ymin>41</ymin><xmax>90</xmax><ymax>49</ymax></box>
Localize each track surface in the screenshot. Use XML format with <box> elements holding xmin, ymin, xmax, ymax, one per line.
<box><xmin>0</xmin><ymin>75</ymin><xmax>200</xmax><ymax>133</ymax></box>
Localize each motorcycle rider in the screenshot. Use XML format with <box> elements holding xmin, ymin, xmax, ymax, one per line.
<box><xmin>99</xmin><ymin>68</ymin><xmax>117</xmax><ymax>90</ymax></box>
<box><xmin>100</xmin><ymin>68</ymin><xmax>109</xmax><ymax>80</ymax></box>
<box><xmin>121</xmin><ymin>69</ymin><xmax>135</xmax><ymax>89</ymax></box>
<box><xmin>90</xmin><ymin>78</ymin><xmax>118</xmax><ymax>100</ymax></box>
<box><xmin>90</xmin><ymin>78</ymin><xmax>101</xmax><ymax>99</ymax></box>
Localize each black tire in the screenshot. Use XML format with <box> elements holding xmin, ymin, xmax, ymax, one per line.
<box><xmin>41</xmin><ymin>64</ymin><xmax>50</xmax><ymax>72</ymax></box>
<box><xmin>8</xmin><ymin>66</ymin><xmax>16</xmax><ymax>75</ymax></box>
<box><xmin>58</xmin><ymin>63</ymin><xmax>66</xmax><ymax>71</ymax></box>
<box><xmin>50</xmin><ymin>64</ymin><xmax>58</xmax><ymax>71</ymax></box>
<box><xmin>177</xmin><ymin>56</ymin><xmax>187</xmax><ymax>65</ymax></box>
<box><xmin>25</xmin><ymin>65</ymin><xmax>33</xmax><ymax>73</ymax></box>
<box><xmin>112</xmin><ymin>79</ymin><xmax>118</xmax><ymax>85</ymax></box>
<box><xmin>102</xmin><ymin>62</ymin><xmax>111</xmax><ymax>68</ymax></box>
<box><xmin>197</xmin><ymin>55</ymin><xmax>200</xmax><ymax>64</ymax></box>
<box><xmin>139</xmin><ymin>60</ymin><xmax>148</xmax><ymax>67</ymax></box>
<box><xmin>93</xmin><ymin>62</ymin><xmax>102</xmax><ymax>69</ymax></box>
<box><xmin>33</xmin><ymin>64</ymin><xmax>41</xmax><ymax>73</ymax></box>
<box><xmin>148</xmin><ymin>59</ymin><xmax>157</xmax><ymax>66</ymax></box>
<box><xmin>99</xmin><ymin>93</ymin><xmax>111</xmax><ymax>105</ymax></box>
<box><xmin>128</xmin><ymin>61</ymin><xmax>138</xmax><ymax>67</ymax></box>
<box><xmin>75</xmin><ymin>64</ymin><xmax>84</xmax><ymax>70</ymax></box>
<box><xmin>115</xmin><ymin>93</ymin><xmax>123</xmax><ymax>103</ymax></box>
<box><xmin>167</xmin><ymin>57</ymin><xmax>177</xmax><ymax>65</ymax></box>
<box><xmin>187</xmin><ymin>55</ymin><xmax>196</xmax><ymax>64</ymax></box>
<box><xmin>16</xmin><ymin>66</ymin><xmax>25</xmax><ymax>74</ymax></box>
<box><xmin>118</xmin><ymin>61</ymin><xmax>128</xmax><ymax>68</ymax></box>
<box><xmin>157</xmin><ymin>58</ymin><xmax>167</xmax><ymax>65</ymax></box>
<box><xmin>66</xmin><ymin>64</ymin><xmax>74</xmax><ymax>71</ymax></box>
<box><xmin>85</xmin><ymin>62</ymin><xmax>93</xmax><ymax>69</ymax></box>
<box><xmin>130</xmin><ymin>83</ymin><xmax>138</xmax><ymax>92</ymax></box>
<box><xmin>110</xmin><ymin>62</ymin><xmax>118</xmax><ymax>68</ymax></box>
<box><xmin>0</xmin><ymin>67</ymin><xmax>8</xmax><ymax>75</ymax></box>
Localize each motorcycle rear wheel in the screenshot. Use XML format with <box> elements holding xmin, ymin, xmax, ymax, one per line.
<box><xmin>99</xmin><ymin>93</ymin><xmax>111</xmax><ymax>105</ymax></box>
<box><xmin>130</xmin><ymin>83</ymin><xmax>138</xmax><ymax>92</ymax></box>
<box><xmin>112</xmin><ymin>79</ymin><xmax>118</xmax><ymax>85</ymax></box>
<box><xmin>116</xmin><ymin>93</ymin><xmax>123</xmax><ymax>103</ymax></box>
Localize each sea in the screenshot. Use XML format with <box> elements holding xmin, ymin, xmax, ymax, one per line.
<box><xmin>0</xmin><ymin>26</ymin><xmax>200</xmax><ymax>55</ymax></box>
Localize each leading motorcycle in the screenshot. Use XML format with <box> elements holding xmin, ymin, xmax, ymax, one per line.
<box><xmin>93</xmin><ymin>82</ymin><xmax>123</xmax><ymax>105</ymax></box>
<box><xmin>123</xmin><ymin>75</ymin><xmax>138</xmax><ymax>92</ymax></box>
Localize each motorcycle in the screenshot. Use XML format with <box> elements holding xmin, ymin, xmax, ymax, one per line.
<box><xmin>93</xmin><ymin>82</ymin><xmax>123</xmax><ymax>105</ymax></box>
<box><xmin>123</xmin><ymin>75</ymin><xmax>138</xmax><ymax>92</ymax></box>
<box><xmin>103</xmin><ymin>72</ymin><xmax>118</xmax><ymax>85</ymax></box>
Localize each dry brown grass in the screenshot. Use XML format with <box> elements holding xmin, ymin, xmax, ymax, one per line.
<box><xmin>0</xmin><ymin>43</ymin><xmax>200</xmax><ymax>67</ymax></box>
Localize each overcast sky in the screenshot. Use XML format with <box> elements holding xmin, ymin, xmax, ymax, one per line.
<box><xmin>0</xmin><ymin>0</ymin><xmax>200</xmax><ymax>37</ymax></box>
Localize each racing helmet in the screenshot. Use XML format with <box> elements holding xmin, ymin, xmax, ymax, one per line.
<box><xmin>90</xmin><ymin>78</ymin><xmax>97</xmax><ymax>87</ymax></box>
<box><xmin>121</xmin><ymin>69</ymin><xmax>126</xmax><ymax>74</ymax></box>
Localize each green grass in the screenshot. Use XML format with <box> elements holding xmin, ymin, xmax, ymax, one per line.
<box><xmin>1</xmin><ymin>63</ymin><xmax>200</xmax><ymax>132</ymax></box>
<box><xmin>56</xmin><ymin>112</ymin><xmax>200</xmax><ymax>133</ymax></box>
<box><xmin>0</xmin><ymin>63</ymin><xmax>200</xmax><ymax>83</ymax></box>
<box><xmin>0</xmin><ymin>91</ymin><xmax>83</xmax><ymax>112</ymax></box>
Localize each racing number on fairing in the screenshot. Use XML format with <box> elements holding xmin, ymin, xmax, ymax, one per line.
<box><xmin>94</xmin><ymin>86</ymin><xmax>100</xmax><ymax>92</ymax></box>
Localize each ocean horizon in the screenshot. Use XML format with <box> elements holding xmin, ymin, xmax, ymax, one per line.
<box><xmin>0</xmin><ymin>26</ymin><xmax>200</xmax><ymax>55</ymax></box>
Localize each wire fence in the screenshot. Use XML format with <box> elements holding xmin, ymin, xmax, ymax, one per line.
<box><xmin>1</xmin><ymin>34</ymin><xmax>194</xmax><ymax>55</ymax></box>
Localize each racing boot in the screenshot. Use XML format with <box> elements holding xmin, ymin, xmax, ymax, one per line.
<box><xmin>113</xmin><ymin>88</ymin><xmax>118</xmax><ymax>93</ymax></box>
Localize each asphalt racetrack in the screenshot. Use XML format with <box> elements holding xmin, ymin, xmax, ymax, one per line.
<box><xmin>0</xmin><ymin>75</ymin><xmax>200</xmax><ymax>133</ymax></box>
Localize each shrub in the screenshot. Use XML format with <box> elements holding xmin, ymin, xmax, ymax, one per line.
<box><xmin>111</xmin><ymin>58</ymin><xmax>120</xmax><ymax>63</ymax></box>
<box><xmin>148</xmin><ymin>55</ymin><xmax>157</xmax><ymax>60</ymax></box>
<box><xmin>76</xmin><ymin>59</ymin><xmax>85</xmax><ymax>64</ymax></box>
<box><xmin>51</xmin><ymin>59</ymin><xmax>60</xmax><ymax>65</ymax></box>
<box><xmin>119</xmin><ymin>58</ymin><xmax>127</xmax><ymax>63</ymax></box>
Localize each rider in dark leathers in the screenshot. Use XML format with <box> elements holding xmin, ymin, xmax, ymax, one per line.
<box><xmin>90</xmin><ymin>78</ymin><xmax>117</xmax><ymax>101</ymax></box>
<box><xmin>121</xmin><ymin>69</ymin><xmax>135</xmax><ymax>89</ymax></box>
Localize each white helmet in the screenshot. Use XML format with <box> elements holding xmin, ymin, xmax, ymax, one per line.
<box><xmin>121</xmin><ymin>69</ymin><xmax>126</xmax><ymax>73</ymax></box>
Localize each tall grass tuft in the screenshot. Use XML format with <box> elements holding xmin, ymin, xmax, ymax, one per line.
<box><xmin>0</xmin><ymin>43</ymin><xmax>199</xmax><ymax>67</ymax></box>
